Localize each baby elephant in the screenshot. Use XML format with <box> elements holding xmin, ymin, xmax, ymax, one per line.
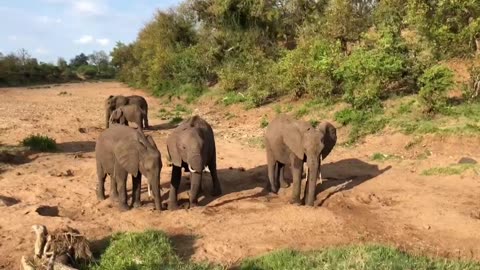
<box><xmin>109</xmin><ymin>104</ymin><xmax>146</xmax><ymax>131</ymax></box>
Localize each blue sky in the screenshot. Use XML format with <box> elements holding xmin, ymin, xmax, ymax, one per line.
<box><xmin>0</xmin><ymin>0</ymin><xmax>182</xmax><ymax>63</ymax></box>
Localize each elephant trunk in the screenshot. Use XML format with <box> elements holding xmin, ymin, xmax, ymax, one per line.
<box><xmin>305</xmin><ymin>158</ymin><xmax>320</xmax><ymax>206</ymax></box>
<box><xmin>149</xmin><ymin>171</ymin><xmax>162</xmax><ymax>211</ymax></box>
<box><xmin>188</xmin><ymin>154</ymin><xmax>203</xmax><ymax>173</ymax></box>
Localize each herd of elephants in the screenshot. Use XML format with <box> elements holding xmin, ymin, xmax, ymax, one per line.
<box><xmin>97</xmin><ymin>94</ymin><xmax>337</xmax><ymax>211</ymax></box>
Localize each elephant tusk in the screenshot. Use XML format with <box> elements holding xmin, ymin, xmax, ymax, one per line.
<box><xmin>319</xmin><ymin>156</ymin><xmax>323</xmax><ymax>185</ymax></box>
<box><xmin>188</xmin><ymin>164</ymin><xmax>197</xmax><ymax>173</ymax></box>
<box><xmin>148</xmin><ymin>184</ymin><xmax>152</xmax><ymax>198</ymax></box>
<box><xmin>204</xmin><ymin>166</ymin><xmax>210</xmax><ymax>173</ymax></box>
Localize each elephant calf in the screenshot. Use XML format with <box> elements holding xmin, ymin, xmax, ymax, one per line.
<box><xmin>95</xmin><ymin>124</ymin><xmax>163</xmax><ymax>211</ymax></box>
<box><xmin>166</xmin><ymin>115</ymin><xmax>222</xmax><ymax>210</ymax></box>
<box><xmin>265</xmin><ymin>114</ymin><xmax>337</xmax><ymax>206</ymax></box>
<box><xmin>105</xmin><ymin>95</ymin><xmax>149</xmax><ymax>129</ymax></box>
<box><xmin>109</xmin><ymin>104</ymin><xmax>147</xmax><ymax>131</ymax></box>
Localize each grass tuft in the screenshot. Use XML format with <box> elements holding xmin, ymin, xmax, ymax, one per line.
<box><xmin>422</xmin><ymin>164</ymin><xmax>479</xmax><ymax>176</ymax></box>
<box><xmin>371</xmin><ymin>153</ymin><xmax>402</xmax><ymax>162</ymax></box>
<box><xmin>240</xmin><ymin>245</ymin><xmax>480</xmax><ymax>270</ymax></box>
<box><xmin>21</xmin><ymin>134</ymin><xmax>57</xmax><ymax>152</ymax></box>
<box><xmin>92</xmin><ymin>230</ymin><xmax>216</xmax><ymax>270</ymax></box>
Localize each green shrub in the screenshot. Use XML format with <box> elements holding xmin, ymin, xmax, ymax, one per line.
<box><xmin>335</xmin><ymin>108</ymin><xmax>387</xmax><ymax>143</ymax></box>
<box><xmin>275</xmin><ymin>39</ymin><xmax>341</xmax><ymax>99</ymax></box>
<box><xmin>462</xmin><ymin>65</ymin><xmax>480</xmax><ymax>102</ymax></box>
<box><xmin>92</xmin><ymin>230</ymin><xmax>215</xmax><ymax>270</ymax></box>
<box><xmin>222</xmin><ymin>92</ymin><xmax>247</xmax><ymax>106</ymax></box>
<box><xmin>240</xmin><ymin>245</ymin><xmax>480</xmax><ymax>270</ymax></box>
<box><xmin>21</xmin><ymin>134</ymin><xmax>57</xmax><ymax>152</ymax></box>
<box><xmin>260</xmin><ymin>116</ymin><xmax>269</xmax><ymax>128</ymax></box>
<box><xmin>417</xmin><ymin>65</ymin><xmax>454</xmax><ymax>114</ymax></box>
<box><xmin>76</xmin><ymin>65</ymin><xmax>98</xmax><ymax>78</ymax></box>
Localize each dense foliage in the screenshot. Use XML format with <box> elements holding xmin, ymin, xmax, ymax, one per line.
<box><xmin>111</xmin><ymin>0</ymin><xmax>479</xmax><ymax>111</ymax></box>
<box><xmin>0</xmin><ymin>49</ymin><xmax>115</xmax><ymax>87</ymax></box>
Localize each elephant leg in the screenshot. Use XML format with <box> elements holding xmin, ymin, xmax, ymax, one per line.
<box><xmin>96</xmin><ymin>162</ymin><xmax>106</xmax><ymax>200</ymax></box>
<box><xmin>115</xmin><ymin>166</ymin><xmax>129</xmax><ymax>211</ymax></box>
<box><xmin>144</xmin><ymin>107</ymin><xmax>149</xmax><ymax>128</ymax></box>
<box><xmin>189</xmin><ymin>172</ymin><xmax>202</xmax><ymax>208</ymax></box>
<box><xmin>208</xmin><ymin>161</ymin><xmax>222</xmax><ymax>196</ymax></box>
<box><xmin>276</xmin><ymin>162</ymin><xmax>289</xmax><ymax>188</ymax></box>
<box><xmin>110</xmin><ymin>174</ymin><xmax>119</xmax><ymax>201</ymax></box>
<box><xmin>266</xmin><ymin>146</ymin><xmax>278</xmax><ymax>194</ymax></box>
<box><xmin>290</xmin><ymin>159</ymin><xmax>303</xmax><ymax>205</ymax></box>
<box><xmin>131</xmin><ymin>173</ymin><xmax>142</xmax><ymax>208</ymax></box>
<box><xmin>168</xmin><ymin>166</ymin><xmax>182</xmax><ymax>210</ymax></box>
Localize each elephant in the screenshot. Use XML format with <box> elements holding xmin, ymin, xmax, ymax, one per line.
<box><xmin>264</xmin><ymin>114</ymin><xmax>337</xmax><ymax>206</ymax></box>
<box><xmin>105</xmin><ymin>95</ymin><xmax>149</xmax><ymax>129</ymax></box>
<box><xmin>95</xmin><ymin>124</ymin><xmax>162</xmax><ymax>211</ymax></box>
<box><xmin>109</xmin><ymin>104</ymin><xmax>147</xmax><ymax>131</ymax></box>
<box><xmin>166</xmin><ymin>115</ymin><xmax>222</xmax><ymax>210</ymax></box>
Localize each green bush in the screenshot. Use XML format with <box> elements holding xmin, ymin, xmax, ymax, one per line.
<box><xmin>335</xmin><ymin>107</ymin><xmax>388</xmax><ymax>143</ymax></box>
<box><xmin>21</xmin><ymin>134</ymin><xmax>57</xmax><ymax>152</ymax></box>
<box><xmin>240</xmin><ymin>245</ymin><xmax>480</xmax><ymax>270</ymax></box>
<box><xmin>462</xmin><ymin>65</ymin><xmax>480</xmax><ymax>102</ymax></box>
<box><xmin>417</xmin><ymin>65</ymin><xmax>454</xmax><ymax>114</ymax></box>
<box><xmin>76</xmin><ymin>65</ymin><xmax>98</xmax><ymax>78</ymax></box>
<box><xmin>275</xmin><ymin>39</ymin><xmax>341</xmax><ymax>100</ymax></box>
<box><xmin>92</xmin><ymin>230</ymin><xmax>215</xmax><ymax>270</ymax></box>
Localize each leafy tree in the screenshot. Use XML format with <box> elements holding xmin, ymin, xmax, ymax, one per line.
<box><xmin>69</xmin><ymin>53</ymin><xmax>89</xmax><ymax>68</ymax></box>
<box><xmin>89</xmin><ymin>50</ymin><xmax>109</xmax><ymax>72</ymax></box>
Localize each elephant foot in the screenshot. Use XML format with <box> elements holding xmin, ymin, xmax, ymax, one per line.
<box><xmin>110</xmin><ymin>193</ymin><xmax>119</xmax><ymax>201</ymax></box>
<box><xmin>132</xmin><ymin>201</ymin><xmax>142</xmax><ymax>208</ymax></box>
<box><xmin>118</xmin><ymin>203</ymin><xmax>129</xmax><ymax>212</ymax></box>
<box><xmin>96</xmin><ymin>193</ymin><xmax>106</xmax><ymax>201</ymax></box>
<box><xmin>168</xmin><ymin>202</ymin><xmax>179</xmax><ymax>211</ymax></box>
<box><xmin>289</xmin><ymin>198</ymin><xmax>302</xmax><ymax>205</ymax></box>
<box><xmin>211</xmin><ymin>188</ymin><xmax>222</xmax><ymax>197</ymax></box>
<box><xmin>280</xmin><ymin>181</ymin><xmax>290</xmax><ymax>188</ymax></box>
<box><xmin>189</xmin><ymin>202</ymin><xmax>199</xmax><ymax>209</ymax></box>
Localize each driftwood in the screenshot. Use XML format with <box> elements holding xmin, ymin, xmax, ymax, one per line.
<box><xmin>21</xmin><ymin>225</ymin><xmax>92</xmax><ymax>270</ymax></box>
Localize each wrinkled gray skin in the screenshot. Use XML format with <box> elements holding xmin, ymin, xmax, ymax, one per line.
<box><xmin>105</xmin><ymin>95</ymin><xmax>149</xmax><ymax>129</ymax></box>
<box><xmin>166</xmin><ymin>115</ymin><xmax>222</xmax><ymax>210</ymax></box>
<box><xmin>109</xmin><ymin>104</ymin><xmax>147</xmax><ymax>131</ymax></box>
<box><xmin>95</xmin><ymin>124</ymin><xmax>162</xmax><ymax>211</ymax></box>
<box><xmin>265</xmin><ymin>114</ymin><xmax>337</xmax><ymax>206</ymax></box>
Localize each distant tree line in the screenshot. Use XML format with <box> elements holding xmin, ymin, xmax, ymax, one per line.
<box><xmin>110</xmin><ymin>0</ymin><xmax>480</xmax><ymax>111</ymax></box>
<box><xmin>0</xmin><ymin>49</ymin><xmax>115</xmax><ymax>87</ymax></box>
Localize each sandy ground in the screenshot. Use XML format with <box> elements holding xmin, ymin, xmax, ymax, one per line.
<box><xmin>1</xmin><ymin>82</ymin><xmax>480</xmax><ymax>269</ymax></box>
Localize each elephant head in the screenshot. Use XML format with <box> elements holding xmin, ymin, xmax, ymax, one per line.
<box><xmin>115</xmin><ymin>132</ymin><xmax>163</xmax><ymax>210</ymax></box>
<box><xmin>167</xmin><ymin>125</ymin><xmax>205</xmax><ymax>173</ymax></box>
<box><xmin>109</xmin><ymin>108</ymin><xmax>127</xmax><ymax>125</ymax></box>
<box><xmin>283</xmin><ymin>121</ymin><xmax>337</xmax><ymax>205</ymax></box>
<box><xmin>105</xmin><ymin>95</ymin><xmax>129</xmax><ymax>128</ymax></box>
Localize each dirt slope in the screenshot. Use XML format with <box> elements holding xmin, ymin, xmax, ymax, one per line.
<box><xmin>0</xmin><ymin>82</ymin><xmax>479</xmax><ymax>269</ymax></box>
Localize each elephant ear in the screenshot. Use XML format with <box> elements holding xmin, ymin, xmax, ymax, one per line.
<box><xmin>318</xmin><ymin>121</ymin><xmax>337</xmax><ymax>159</ymax></box>
<box><xmin>166</xmin><ymin>133</ymin><xmax>182</xmax><ymax>167</ymax></box>
<box><xmin>113</xmin><ymin>137</ymin><xmax>139</xmax><ymax>177</ymax></box>
<box><xmin>145</xmin><ymin>135</ymin><xmax>158</xmax><ymax>150</ymax></box>
<box><xmin>283</xmin><ymin>123</ymin><xmax>304</xmax><ymax>160</ymax></box>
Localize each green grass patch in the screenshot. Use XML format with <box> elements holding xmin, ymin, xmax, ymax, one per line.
<box><xmin>260</xmin><ymin>116</ymin><xmax>269</xmax><ymax>128</ymax></box>
<box><xmin>240</xmin><ymin>245</ymin><xmax>480</xmax><ymax>270</ymax></box>
<box><xmin>221</xmin><ymin>92</ymin><xmax>247</xmax><ymax>106</ymax></box>
<box><xmin>422</xmin><ymin>164</ymin><xmax>479</xmax><ymax>176</ymax></box>
<box><xmin>309</xmin><ymin>119</ymin><xmax>319</xmax><ymax>128</ymax></box>
<box><xmin>21</xmin><ymin>134</ymin><xmax>57</xmax><ymax>152</ymax></box>
<box><xmin>246</xmin><ymin>137</ymin><xmax>265</xmax><ymax>149</ymax></box>
<box><xmin>92</xmin><ymin>230</ymin><xmax>216</xmax><ymax>270</ymax></box>
<box><xmin>335</xmin><ymin>107</ymin><xmax>387</xmax><ymax>144</ymax></box>
<box><xmin>371</xmin><ymin>153</ymin><xmax>402</xmax><ymax>162</ymax></box>
<box><xmin>169</xmin><ymin>116</ymin><xmax>184</xmax><ymax>125</ymax></box>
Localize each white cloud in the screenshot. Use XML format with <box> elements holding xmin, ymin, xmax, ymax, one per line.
<box><xmin>35</xmin><ymin>48</ymin><xmax>49</xmax><ymax>55</ymax></box>
<box><xmin>37</xmin><ymin>15</ymin><xmax>62</xmax><ymax>24</ymax></box>
<box><xmin>72</xmin><ymin>1</ymin><xmax>105</xmax><ymax>16</ymax></box>
<box><xmin>74</xmin><ymin>35</ymin><xmax>94</xmax><ymax>44</ymax></box>
<box><xmin>96</xmin><ymin>38</ymin><xmax>110</xmax><ymax>46</ymax></box>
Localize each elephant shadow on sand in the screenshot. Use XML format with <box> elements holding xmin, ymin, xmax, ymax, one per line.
<box><xmin>187</xmin><ymin>158</ymin><xmax>391</xmax><ymax>207</ymax></box>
